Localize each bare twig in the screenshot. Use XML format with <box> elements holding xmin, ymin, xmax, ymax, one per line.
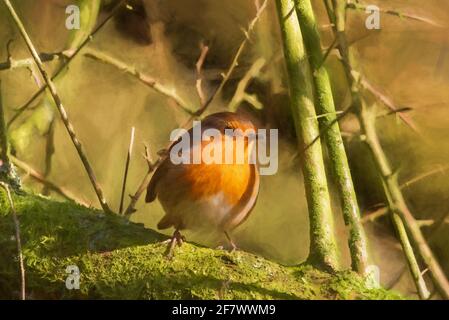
<box><xmin>194</xmin><ymin>0</ymin><xmax>268</xmax><ymax>116</ymax></box>
<box><xmin>124</xmin><ymin>143</ymin><xmax>159</xmax><ymax>217</ymax></box>
<box><xmin>400</xmin><ymin>165</ymin><xmax>449</xmax><ymax>189</ymax></box>
<box><xmin>6</xmin><ymin>41</ymin><xmax>56</xmax><ymax>196</ymax></box>
<box><xmin>119</xmin><ymin>127</ymin><xmax>135</xmax><ymax>214</ymax></box>
<box><xmin>319</xmin><ymin>37</ymin><xmax>338</xmax><ymax>69</ymax></box>
<box><xmin>228</xmin><ymin>57</ymin><xmax>265</xmax><ymax>111</ymax></box>
<box><xmin>195</xmin><ymin>43</ymin><xmax>209</xmax><ymax>106</ymax></box>
<box><xmin>6</xmin><ymin>0</ymin><xmax>127</xmax><ymax>128</ymax></box>
<box><xmin>0</xmin><ymin>51</ymin><xmax>65</xmax><ymax>72</ymax></box>
<box><xmin>83</xmin><ymin>48</ymin><xmax>195</xmax><ymax>115</ymax></box>
<box><xmin>4</xmin><ymin>0</ymin><xmax>111</xmax><ymax>213</ymax></box>
<box><xmin>0</xmin><ymin>182</ymin><xmax>25</xmax><ymax>300</ymax></box>
<box><xmin>360</xmin><ymin>78</ymin><xmax>419</xmax><ymax>133</ymax></box>
<box><xmin>10</xmin><ymin>155</ymin><xmax>88</xmax><ymax>206</ymax></box>
<box><xmin>346</xmin><ymin>1</ymin><xmax>444</xmax><ymax>28</ymax></box>
<box><xmin>361</xmin><ymin>206</ymin><xmax>388</xmax><ymax>224</ymax></box>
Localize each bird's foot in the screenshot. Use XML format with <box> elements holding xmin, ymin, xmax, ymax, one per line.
<box><xmin>165</xmin><ymin>230</ymin><xmax>185</xmax><ymax>259</ymax></box>
<box><xmin>224</xmin><ymin>231</ymin><xmax>238</xmax><ymax>253</ymax></box>
<box><xmin>229</xmin><ymin>242</ymin><xmax>238</xmax><ymax>253</ymax></box>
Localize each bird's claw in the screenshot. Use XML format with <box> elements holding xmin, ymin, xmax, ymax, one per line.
<box><xmin>164</xmin><ymin>230</ymin><xmax>185</xmax><ymax>259</ymax></box>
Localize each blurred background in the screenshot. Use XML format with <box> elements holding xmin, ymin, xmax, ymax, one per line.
<box><xmin>0</xmin><ymin>0</ymin><xmax>448</xmax><ymax>298</ymax></box>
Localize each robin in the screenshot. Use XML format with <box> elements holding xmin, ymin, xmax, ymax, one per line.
<box><xmin>146</xmin><ymin>112</ymin><xmax>260</xmax><ymax>257</ymax></box>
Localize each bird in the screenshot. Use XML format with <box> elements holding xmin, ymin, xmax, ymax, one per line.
<box><xmin>146</xmin><ymin>112</ymin><xmax>260</xmax><ymax>257</ymax></box>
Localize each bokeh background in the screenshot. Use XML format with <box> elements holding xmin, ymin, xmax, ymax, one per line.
<box><xmin>0</xmin><ymin>0</ymin><xmax>448</xmax><ymax>298</ymax></box>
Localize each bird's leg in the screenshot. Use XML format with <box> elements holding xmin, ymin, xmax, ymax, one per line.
<box><xmin>224</xmin><ymin>231</ymin><xmax>237</xmax><ymax>252</ymax></box>
<box><xmin>165</xmin><ymin>229</ymin><xmax>184</xmax><ymax>259</ymax></box>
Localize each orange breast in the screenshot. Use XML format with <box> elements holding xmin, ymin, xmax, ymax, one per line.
<box><xmin>182</xmin><ymin>138</ymin><xmax>251</xmax><ymax>205</ymax></box>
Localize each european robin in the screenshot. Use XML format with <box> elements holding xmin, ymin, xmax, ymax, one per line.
<box><xmin>146</xmin><ymin>112</ymin><xmax>260</xmax><ymax>257</ymax></box>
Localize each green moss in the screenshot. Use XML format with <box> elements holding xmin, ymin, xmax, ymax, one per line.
<box><xmin>0</xmin><ymin>190</ymin><xmax>402</xmax><ymax>300</ymax></box>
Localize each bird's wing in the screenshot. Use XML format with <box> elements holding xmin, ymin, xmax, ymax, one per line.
<box><xmin>145</xmin><ymin>159</ymin><xmax>168</xmax><ymax>203</ymax></box>
<box><xmin>145</xmin><ymin>126</ymin><xmax>196</xmax><ymax>203</ymax></box>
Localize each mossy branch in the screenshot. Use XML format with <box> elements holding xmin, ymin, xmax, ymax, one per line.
<box><xmin>3</xmin><ymin>0</ymin><xmax>111</xmax><ymax>213</ymax></box>
<box><xmin>294</xmin><ymin>0</ymin><xmax>368</xmax><ymax>275</ymax></box>
<box><xmin>276</xmin><ymin>0</ymin><xmax>338</xmax><ymax>272</ymax></box>
<box><xmin>0</xmin><ymin>192</ymin><xmax>401</xmax><ymax>300</ymax></box>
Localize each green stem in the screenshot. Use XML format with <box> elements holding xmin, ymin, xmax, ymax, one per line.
<box><xmin>360</xmin><ymin>106</ymin><xmax>430</xmax><ymax>299</ymax></box>
<box><xmin>276</xmin><ymin>0</ymin><xmax>339</xmax><ymax>271</ymax></box>
<box><xmin>361</xmin><ymin>105</ymin><xmax>449</xmax><ymax>299</ymax></box>
<box><xmin>294</xmin><ymin>0</ymin><xmax>368</xmax><ymax>275</ymax></box>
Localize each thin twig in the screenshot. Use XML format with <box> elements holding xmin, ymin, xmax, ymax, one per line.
<box><xmin>194</xmin><ymin>0</ymin><xmax>268</xmax><ymax>116</ymax></box>
<box><xmin>228</xmin><ymin>57</ymin><xmax>265</xmax><ymax>112</ymax></box>
<box><xmin>3</xmin><ymin>0</ymin><xmax>111</xmax><ymax>213</ymax></box>
<box><xmin>361</xmin><ymin>206</ymin><xmax>388</xmax><ymax>224</ymax></box>
<box><xmin>119</xmin><ymin>127</ymin><xmax>135</xmax><ymax>214</ymax></box>
<box><xmin>124</xmin><ymin>143</ymin><xmax>158</xmax><ymax>217</ymax></box>
<box><xmin>319</xmin><ymin>37</ymin><xmax>338</xmax><ymax>69</ymax></box>
<box><xmin>0</xmin><ymin>182</ymin><xmax>25</xmax><ymax>300</ymax></box>
<box><xmin>195</xmin><ymin>43</ymin><xmax>209</xmax><ymax>106</ymax></box>
<box><xmin>83</xmin><ymin>48</ymin><xmax>195</xmax><ymax>115</ymax></box>
<box><xmin>0</xmin><ymin>51</ymin><xmax>65</xmax><ymax>72</ymax></box>
<box><xmin>360</xmin><ymin>78</ymin><xmax>419</xmax><ymax>133</ymax></box>
<box><xmin>400</xmin><ymin>165</ymin><xmax>449</xmax><ymax>189</ymax></box>
<box><xmin>6</xmin><ymin>0</ymin><xmax>127</xmax><ymax>128</ymax></box>
<box><xmin>346</xmin><ymin>1</ymin><xmax>444</xmax><ymax>28</ymax></box>
<box><xmin>10</xmin><ymin>155</ymin><xmax>88</xmax><ymax>206</ymax></box>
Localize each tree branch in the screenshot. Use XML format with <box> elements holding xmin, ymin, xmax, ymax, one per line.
<box><xmin>195</xmin><ymin>43</ymin><xmax>209</xmax><ymax>106</ymax></box>
<box><xmin>346</xmin><ymin>1</ymin><xmax>444</xmax><ymax>28</ymax></box>
<box><xmin>83</xmin><ymin>48</ymin><xmax>195</xmax><ymax>115</ymax></box>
